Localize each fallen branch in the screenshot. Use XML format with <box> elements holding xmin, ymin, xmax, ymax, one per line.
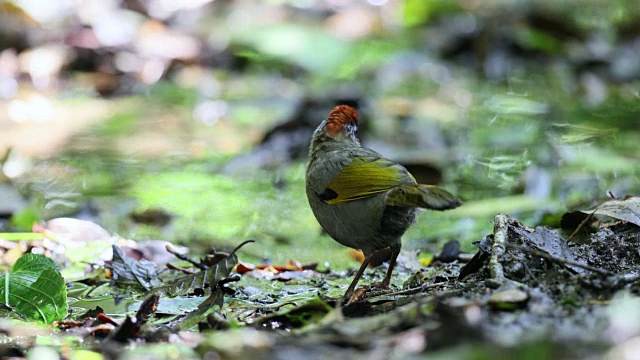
<box><xmin>487</xmin><ymin>213</ymin><xmax>508</xmax><ymax>288</ymax></box>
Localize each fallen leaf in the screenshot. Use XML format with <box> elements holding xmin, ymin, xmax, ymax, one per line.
<box><xmin>588</xmin><ymin>196</ymin><xmax>640</xmax><ymax>227</ymax></box>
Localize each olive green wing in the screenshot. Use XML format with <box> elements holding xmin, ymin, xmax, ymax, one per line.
<box><xmin>322</xmin><ymin>157</ymin><xmax>415</xmax><ymax>205</ymax></box>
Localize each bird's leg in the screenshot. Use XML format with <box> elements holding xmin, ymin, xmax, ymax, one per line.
<box><xmin>344</xmin><ymin>246</ymin><xmax>401</xmax><ymax>303</ymax></box>
<box><xmin>379</xmin><ymin>246</ymin><xmax>400</xmax><ymax>289</ymax></box>
<box><xmin>343</xmin><ymin>252</ymin><xmax>375</xmax><ymax>302</ymax></box>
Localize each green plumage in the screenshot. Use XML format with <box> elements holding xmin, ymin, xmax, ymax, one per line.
<box><xmin>324</xmin><ymin>157</ymin><xmax>460</xmax><ymax>210</ymax></box>
<box><xmin>385</xmin><ymin>184</ymin><xmax>462</xmax><ymax>210</ymax></box>
<box><xmin>305</xmin><ymin>105</ymin><xmax>462</xmax><ymax>303</ymax></box>
<box><xmin>325</xmin><ymin>157</ymin><xmax>414</xmax><ymax>204</ymax></box>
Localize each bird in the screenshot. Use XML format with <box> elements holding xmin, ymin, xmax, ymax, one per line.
<box><xmin>305</xmin><ymin>105</ymin><xmax>462</xmax><ymax>302</ymax></box>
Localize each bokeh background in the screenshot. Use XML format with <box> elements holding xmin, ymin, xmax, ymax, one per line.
<box><xmin>1</xmin><ymin>0</ymin><xmax>639</xmax><ymax>267</ymax></box>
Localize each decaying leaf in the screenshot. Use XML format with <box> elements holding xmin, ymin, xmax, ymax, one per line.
<box><xmin>111</xmin><ymin>293</ymin><xmax>160</xmax><ymax>342</ymax></box>
<box><xmin>588</xmin><ymin>196</ymin><xmax>640</xmax><ymax>227</ymax></box>
<box><xmin>237</xmin><ymin>260</ymin><xmax>319</xmax><ymax>280</ymax></box>
<box><xmin>159</xmin><ymin>252</ymin><xmax>237</xmax><ymax>297</ymax></box>
<box><xmin>169</xmin><ymin>282</ymin><xmax>226</xmax><ymax>332</ymax></box>
<box><xmin>510</xmin><ymin>224</ymin><xmax>591</xmax><ymax>276</ymax></box>
<box><xmin>111</xmin><ymin>245</ymin><xmax>161</xmax><ymax>290</ymax></box>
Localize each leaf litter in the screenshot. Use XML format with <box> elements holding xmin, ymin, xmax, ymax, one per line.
<box><xmin>1</xmin><ymin>210</ymin><xmax>640</xmax><ymax>358</ymax></box>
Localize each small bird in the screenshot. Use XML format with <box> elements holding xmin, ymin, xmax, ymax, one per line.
<box><xmin>306</xmin><ymin>105</ymin><xmax>462</xmax><ymax>302</ymax></box>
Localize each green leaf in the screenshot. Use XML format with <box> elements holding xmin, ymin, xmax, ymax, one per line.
<box><xmin>12</xmin><ymin>253</ymin><xmax>60</xmax><ymax>275</ymax></box>
<box><xmin>0</xmin><ymin>254</ymin><xmax>67</xmax><ymax>324</ymax></box>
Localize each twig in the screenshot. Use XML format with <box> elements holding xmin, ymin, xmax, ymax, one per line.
<box><xmin>166</xmin><ymin>262</ymin><xmax>197</xmax><ymax>275</ymax></box>
<box><xmin>487</xmin><ymin>214</ymin><xmax>508</xmax><ymax>287</ymax></box>
<box><xmin>205</xmin><ymin>239</ymin><xmax>257</xmax><ymax>267</ymax></box>
<box><xmin>567</xmin><ymin>207</ymin><xmax>598</xmax><ymax>242</ymax></box>
<box><xmin>505</xmin><ymin>242</ymin><xmax>612</xmax><ymax>276</ymax></box>
<box><xmin>166</xmin><ymin>239</ymin><xmax>255</xmax><ymax>271</ymax></box>
<box><xmin>381</xmin><ymin>281</ymin><xmax>447</xmax><ymax>297</ymax></box>
<box><xmin>360</xmin><ymin>282</ymin><xmax>448</xmax><ymax>300</ymax></box>
<box><xmin>604</xmin><ymin>272</ymin><xmax>640</xmax><ymax>288</ymax></box>
<box><xmin>229</xmin><ymin>239</ymin><xmax>256</xmax><ymax>256</ymax></box>
<box><xmin>567</xmin><ymin>190</ymin><xmax>624</xmax><ymax>242</ymax></box>
<box><xmin>166</xmin><ymin>244</ymin><xmax>208</xmax><ymax>270</ymax></box>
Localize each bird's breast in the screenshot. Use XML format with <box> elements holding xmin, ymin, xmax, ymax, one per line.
<box><xmin>306</xmin><ymin>189</ymin><xmax>414</xmax><ymax>254</ymax></box>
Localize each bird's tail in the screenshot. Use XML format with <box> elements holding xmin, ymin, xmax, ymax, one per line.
<box><xmin>385</xmin><ymin>184</ymin><xmax>462</xmax><ymax>210</ymax></box>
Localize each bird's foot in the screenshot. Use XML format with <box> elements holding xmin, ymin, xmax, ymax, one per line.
<box><xmin>344</xmin><ymin>286</ymin><xmax>369</xmax><ymax>305</ymax></box>
<box><xmin>369</xmin><ymin>280</ymin><xmax>391</xmax><ymax>290</ymax></box>
<box><xmin>343</xmin><ymin>282</ymin><xmax>390</xmax><ymax>305</ymax></box>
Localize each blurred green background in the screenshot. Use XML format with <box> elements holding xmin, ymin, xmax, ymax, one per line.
<box><xmin>1</xmin><ymin>0</ymin><xmax>639</xmax><ymax>268</ymax></box>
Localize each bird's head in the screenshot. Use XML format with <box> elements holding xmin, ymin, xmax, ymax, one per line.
<box><xmin>317</xmin><ymin>105</ymin><xmax>359</xmax><ymax>143</ymax></box>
